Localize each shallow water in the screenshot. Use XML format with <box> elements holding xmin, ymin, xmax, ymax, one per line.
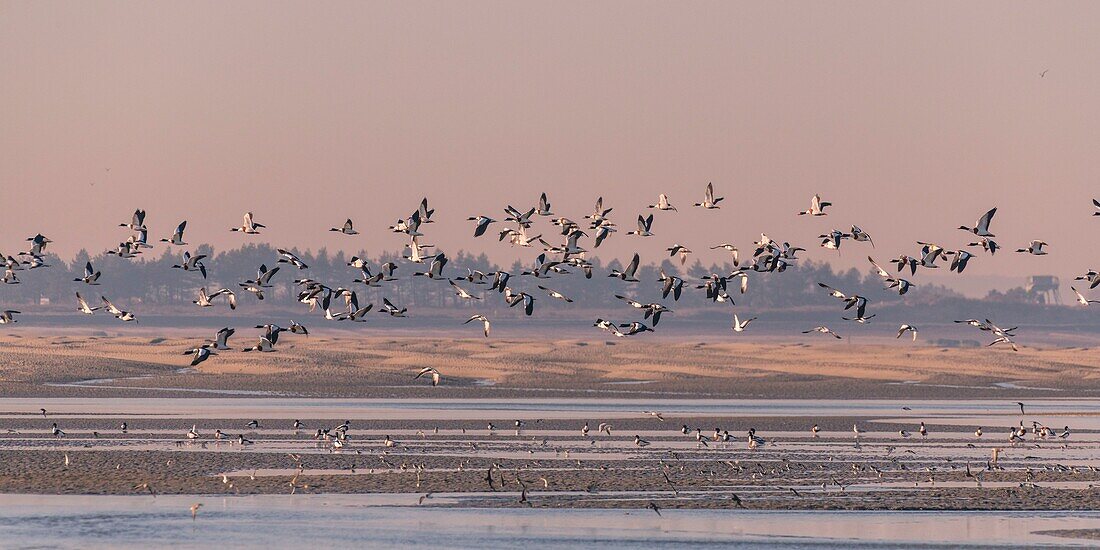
<box><xmin>0</xmin><ymin>493</ymin><xmax>1097</xmax><ymax>548</ymax></box>
<box><xmin>4</xmin><ymin>398</ymin><xmax>1100</xmax><ymax>547</ymax></box>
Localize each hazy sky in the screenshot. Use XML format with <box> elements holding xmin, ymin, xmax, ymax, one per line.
<box><xmin>3</xmin><ymin>2</ymin><xmax>1100</xmax><ymax>296</ymax></box>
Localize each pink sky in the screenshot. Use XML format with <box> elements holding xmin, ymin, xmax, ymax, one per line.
<box><xmin>2</xmin><ymin>2</ymin><xmax>1100</xmax><ymax>296</ymax></box>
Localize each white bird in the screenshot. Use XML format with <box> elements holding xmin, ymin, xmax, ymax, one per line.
<box><xmin>1015</xmin><ymin>240</ymin><xmax>1048</xmax><ymax>255</ymax></box>
<box><xmin>619</xmin><ymin>321</ymin><xmax>653</xmax><ymax>335</ymax></box>
<box><xmin>626</xmin><ymin>214</ymin><xmax>654</xmax><ymax>237</ymax></box>
<box><xmin>968</xmin><ymin>236</ymin><xmax>1000</xmax><ymax>256</ymax></box>
<box><xmin>380</xmin><ymin>298</ymin><xmax>407</xmax><ymax>317</ymax></box>
<box><xmin>414</xmin><ymin>367</ymin><xmax>441</xmax><ymax>387</ymax></box>
<box><xmin>897</xmin><ymin>324</ymin><xmax>919</xmax><ymax>341</ymax></box>
<box><xmin>243</xmin><ymin>264</ymin><xmax>280</xmax><ymax>289</ymax></box>
<box><xmin>277</xmin><ymin>249</ymin><xmax>309</xmax><ymax>269</ymax></box>
<box><xmin>242</xmin><ymin>336</ymin><xmax>276</xmax><ymax>352</ymax></box>
<box><xmin>171</xmin><ymin>251</ymin><xmax>208</xmax><ymax>279</ymax></box>
<box><xmin>289</xmin><ymin>320</ymin><xmax>309</xmax><ymax>335</ymax></box>
<box><xmin>211</xmin><ymin>327</ymin><xmax>235</xmax><ymax>350</ymax></box>
<box><xmin>105</xmin><ymin>241</ymin><xmax>140</xmax><ymax>259</ymax></box>
<box><xmin>648</xmin><ymin>193</ymin><xmax>677</xmax><ymax>211</ymax></box>
<box><xmin>119</xmin><ymin>209</ymin><xmax>147</xmax><ymax>231</ymax></box>
<box><xmin>504</xmin><ymin>288</ymin><xmax>535</xmax><ymax>316</ymax></box>
<box><xmin>693</xmin><ymin>182</ymin><xmax>724</xmax><ymax>209</ymax></box>
<box><xmin>75</xmin><ymin>292</ymin><xmax>100</xmax><ymax>315</ymax></box>
<box><xmin>183</xmin><ymin>346</ymin><xmax>216</xmax><ymax>366</ymax></box>
<box><xmin>819</xmin><ymin>230</ymin><xmax>849</xmax><ymax>251</ymax></box>
<box><xmin>231</xmin><ymin>212</ymin><xmax>265</xmax><ymax>234</ymax></box>
<box><xmin>404</xmin><ymin>237</ymin><xmax>432</xmax><ymax>262</ymax></box>
<box><xmin>947</xmin><ymin>250</ymin><xmax>974</xmax><ymax>273</ymax></box>
<box><xmin>449</xmin><ymin>280</ymin><xmax>480</xmax><ymax>300</ymax></box>
<box><xmin>464</xmin><ymin>314</ymin><xmax>491</xmax><ymax>337</ymax></box>
<box><xmin>504</xmin><ymin>205</ymin><xmax>536</xmax><ymax>227</ymax></box>
<box><xmin>194</xmin><ymin>288</ymin><xmax>237</xmax><ymax>310</ymax></box>
<box><xmin>467</xmin><ymin>216</ymin><xmax>496</xmax><ymax>238</ymax></box>
<box><xmin>329</xmin><ymin>219</ymin><xmax>358</xmax><ymax>235</ymax></box>
<box><xmin>609</xmin><ymin>253</ymin><xmax>640</xmax><ymax>282</ymax></box>
<box><xmin>803</xmin><ymin>326</ymin><xmax>842</xmax><ymax>339</ymax></box>
<box><xmin>1075</xmin><ymin>270</ymin><xmax>1100</xmax><ymax>290</ymax></box>
<box><xmin>346</xmin><ymin>304</ymin><xmax>374</xmax><ymax>322</ymax></box>
<box><xmin>160</xmin><ymin>221</ymin><xmax>188</xmax><ymax>245</ymax></box>
<box><xmin>710</xmin><ymin>244</ymin><xmax>740</xmax><ymax>266</ymax></box>
<box><xmin>537</xmin><ymin>285</ymin><xmax>573</xmax><ymax>303</ymax></box>
<box><xmin>850</xmin><ymin>225</ymin><xmax>873</xmax><ymax>247</ymax></box>
<box><xmin>916</xmin><ymin>242</ymin><xmax>947</xmax><ymax>268</ymax></box>
<box><xmin>25</xmin><ymin>234</ymin><xmax>52</xmax><ymax>256</ymax></box>
<box><xmin>798</xmin><ymin>194</ymin><xmax>831</xmax><ymax>216</ymax></box>
<box><xmin>537</xmin><ymin>193</ymin><xmax>553</xmax><ymax>216</ymax></box>
<box><xmin>732</xmin><ymin>314</ymin><xmax>756</xmax><ymax>332</ymax></box>
<box><xmin>959</xmin><ymin>207</ymin><xmax>997</xmax><ymax>237</ymax></box>
<box><xmin>413</xmin><ymin>253</ymin><xmax>448</xmax><ymax>279</ymax></box>
<box><xmin>666</xmin><ymin>244</ymin><xmax>692</xmax><ymax>265</ymax></box>
<box><xmin>101</xmin><ymin>297</ymin><xmax>138</xmax><ymax>322</ymax></box>
<box><xmin>1071</xmin><ymin>286</ymin><xmax>1100</xmax><ymax>306</ymax></box>
<box><xmin>73</xmin><ymin>261</ymin><xmax>101</xmax><ymax>285</ymax></box>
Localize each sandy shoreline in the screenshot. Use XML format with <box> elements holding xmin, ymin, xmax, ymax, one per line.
<box><xmin>2</xmin><ymin>334</ymin><xmax>1100</xmax><ymax>399</ymax></box>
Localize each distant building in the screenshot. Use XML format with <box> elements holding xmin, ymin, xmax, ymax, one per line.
<box><xmin>1026</xmin><ymin>275</ymin><xmax>1060</xmax><ymax>304</ymax></box>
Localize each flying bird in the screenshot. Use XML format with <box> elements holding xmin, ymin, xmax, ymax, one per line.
<box><xmin>897</xmin><ymin>324</ymin><xmax>919</xmax><ymax>341</ymax></box>
<box><xmin>1071</xmin><ymin>287</ymin><xmax>1099</xmax><ymax>306</ymax></box>
<box><xmin>1015</xmin><ymin>240</ymin><xmax>1048</xmax><ymax>255</ymax></box>
<box><xmin>160</xmin><ymin>221</ymin><xmax>188</xmax><ymax>245</ymax></box>
<box><xmin>230</xmin><ymin>212</ymin><xmax>265</xmax><ymax>234</ymax></box>
<box><xmin>959</xmin><ymin>207</ymin><xmax>997</xmax><ymax>237</ymax></box>
<box><xmin>329</xmin><ymin>219</ymin><xmax>359</xmax><ymax>235</ymax></box>
<box><xmin>119</xmin><ymin>209</ymin><xmax>147</xmax><ymax>231</ymax></box>
<box><xmin>183</xmin><ymin>346</ymin><xmax>216</xmax><ymax>366</ymax></box>
<box><xmin>75</xmin><ymin>293</ymin><xmax>100</xmax><ymax>315</ymax></box>
<box><xmin>627</xmin><ymin>214</ymin><xmax>655</xmax><ymax>237</ymax></box>
<box><xmin>803</xmin><ymin>326</ymin><xmax>842</xmax><ymax>339</ymax></box>
<box><xmin>73</xmin><ymin>262</ymin><xmax>101</xmax><ymax>285</ymax></box>
<box><xmin>647</xmin><ymin>193</ymin><xmax>677</xmax><ymax>211</ymax></box>
<box><xmin>798</xmin><ymin>194</ymin><xmax>831</xmax><ymax>216</ymax></box>
<box><xmin>464</xmin><ymin>314</ymin><xmax>491</xmax><ymax>337</ymax></box>
<box><xmin>414</xmin><ymin>367</ymin><xmax>441</xmax><ymax>387</ymax></box>
<box><xmin>693</xmin><ymin>182</ymin><xmax>724</xmax><ymax>209</ymax></box>
<box><xmin>467</xmin><ymin>216</ymin><xmax>496</xmax><ymax>237</ymax></box>
<box><xmin>731</xmin><ymin>314</ymin><xmax>756</xmax><ymax>333</ymax></box>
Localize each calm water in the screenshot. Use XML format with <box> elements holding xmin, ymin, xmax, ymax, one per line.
<box><xmin>0</xmin><ymin>494</ymin><xmax>1097</xmax><ymax>549</ymax></box>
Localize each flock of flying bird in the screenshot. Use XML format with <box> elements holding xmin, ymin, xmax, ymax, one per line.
<box><xmin>4</xmin><ymin>185</ymin><xmax>1100</xmax><ymax>374</ymax></box>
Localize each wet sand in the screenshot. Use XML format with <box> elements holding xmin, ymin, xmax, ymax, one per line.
<box><xmin>2</xmin><ymin>399</ymin><xmax>1099</xmax><ymax>511</ymax></box>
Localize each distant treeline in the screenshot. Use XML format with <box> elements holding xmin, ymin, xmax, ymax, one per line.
<box><xmin>0</xmin><ymin>243</ymin><xmax>970</xmax><ymax>316</ymax></box>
